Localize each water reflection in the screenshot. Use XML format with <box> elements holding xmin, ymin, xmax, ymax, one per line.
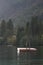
<box><xmin>0</xmin><ymin>45</ymin><xmax>17</xmax><ymax>65</ymax></box>
<box><xmin>17</xmin><ymin>48</ymin><xmax>38</xmax><ymax>65</ymax></box>
<box><xmin>0</xmin><ymin>45</ymin><xmax>43</xmax><ymax>65</ymax></box>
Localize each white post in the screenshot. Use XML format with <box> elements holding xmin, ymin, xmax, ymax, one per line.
<box><xmin>17</xmin><ymin>48</ymin><xmax>20</xmax><ymax>65</ymax></box>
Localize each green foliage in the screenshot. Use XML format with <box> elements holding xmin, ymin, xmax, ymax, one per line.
<box><xmin>7</xmin><ymin>19</ymin><xmax>14</xmax><ymax>36</ymax></box>
<box><xmin>0</xmin><ymin>16</ymin><xmax>43</xmax><ymax>47</ymax></box>
<box><xmin>31</xmin><ymin>16</ymin><xmax>39</xmax><ymax>36</ymax></box>
<box><xmin>25</xmin><ymin>22</ymin><xmax>29</xmax><ymax>35</ymax></box>
<box><xmin>1</xmin><ymin>20</ymin><xmax>6</xmax><ymax>37</ymax></box>
<box><xmin>0</xmin><ymin>19</ymin><xmax>14</xmax><ymax>43</ymax></box>
<box><xmin>16</xmin><ymin>26</ymin><xmax>20</xmax><ymax>46</ymax></box>
<box><xmin>16</xmin><ymin>26</ymin><xmax>24</xmax><ymax>47</ymax></box>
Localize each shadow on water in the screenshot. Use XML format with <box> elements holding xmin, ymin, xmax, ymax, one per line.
<box><xmin>0</xmin><ymin>45</ymin><xmax>17</xmax><ymax>65</ymax></box>
<box><xmin>0</xmin><ymin>44</ymin><xmax>43</xmax><ymax>65</ymax></box>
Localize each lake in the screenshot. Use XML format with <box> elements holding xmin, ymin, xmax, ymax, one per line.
<box><xmin>0</xmin><ymin>45</ymin><xmax>43</xmax><ymax>65</ymax></box>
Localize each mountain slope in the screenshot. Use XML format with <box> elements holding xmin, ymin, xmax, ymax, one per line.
<box><xmin>0</xmin><ymin>0</ymin><xmax>43</xmax><ymax>26</ymax></box>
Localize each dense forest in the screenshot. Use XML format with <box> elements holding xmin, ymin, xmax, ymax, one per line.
<box><xmin>0</xmin><ymin>16</ymin><xmax>43</xmax><ymax>59</ymax></box>
<box><xmin>0</xmin><ymin>16</ymin><xmax>43</xmax><ymax>46</ymax></box>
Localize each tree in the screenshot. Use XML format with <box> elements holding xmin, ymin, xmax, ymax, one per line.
<box><xmin>31</xmin><ymin>16</ymin><xmax>39</xmax><ymax>36</ymax></box>
<box><xmin>25</xmin><ymin>22</ymin><xmax>29</xmax><ymax>35</ymax></box>
<box><xmin>16</xmin><ymin>26</ymin><xmax>24</xmax><ymax>47</ymax></box>
<box><xmin>7</xmin><ymin>19</ymin><xmax>14</xmax><ymax>36</ymax></box>
<box><xmin>1</xmin><ymin>20</ymin><xmax>6</xmax><ymax>37</ymax></box>
<box><xmin>16</xmin><ymin>26</ymin><xmax>20</xmax><ymax>47</ymax></box>
<box><xmin>25</xmin><ymin>22</ymin><xmax>30</xmax><ymax>47</ymax></box>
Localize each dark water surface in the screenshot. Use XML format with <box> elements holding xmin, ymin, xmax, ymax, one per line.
<box><xmin>0</xmin><ymin>45</ymin><xmax>43</xmax><ymax>65</ymax></box>
<box><xmin>0</xmin><ymin>45</ymin><xmax>17</xmax><ymax>65</ymax></box>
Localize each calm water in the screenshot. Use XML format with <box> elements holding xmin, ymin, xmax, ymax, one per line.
<box><xmin>0</xmin><ymin>59</ymin><xmax>43</xmax><ymax>65</ymax></box>
<box><xmin>0</xmin><ymin>45</ymin><xmax>43</xmax><ymax>65</ymax></box>
<box><xmin>0</xmin><ymin>59</ymin><xmax>17</xmax><ymax>65</ymax></box>
<box><xmin>0</xmin><ymin>45</ymin><xmax>17</xmax><ymax>65</ymax></box>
